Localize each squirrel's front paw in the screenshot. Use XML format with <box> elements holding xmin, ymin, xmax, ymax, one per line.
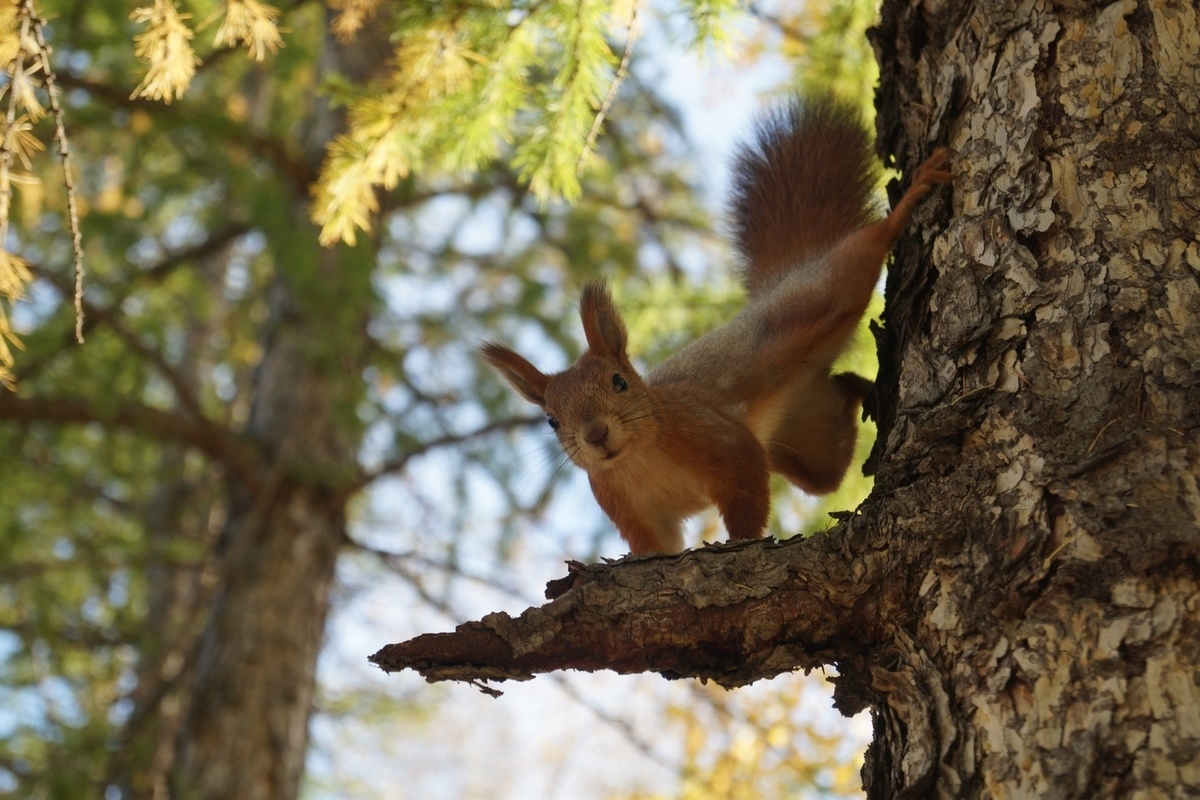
<box><xmin>913</xmin><ymin>148</ymin><xmax>953</xmax><ymax>190</ymax></box>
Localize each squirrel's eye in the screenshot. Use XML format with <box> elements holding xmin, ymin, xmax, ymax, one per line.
<box><xmin>612</xmin><ymin>373</ymin><xmax>628</xmax><ymax>393</ymax></box>
<box><xmin>546</xmin><ymin>415</ymin><xmax>560</xmax><ymax>431</ymax></box>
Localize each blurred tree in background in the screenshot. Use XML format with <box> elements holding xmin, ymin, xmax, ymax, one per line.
<box><xmin>0</xmin><ymin>0</ymin><xmax>882</xmax><ymax>798</ymax></box>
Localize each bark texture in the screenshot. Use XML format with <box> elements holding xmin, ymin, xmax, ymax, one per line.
<box><xmin>377</xmin><ymin>1</ymin><xmax>1200</xmax><ymax>798</ymax></box>
<box><xmin>373</xmin><ymin>535</ymin><xmax>900</xmax><ymax>693</ymax></box>
<box><xmin>866</xmin><ymin>0</ymin><xmax>1200</xmax><ymax>795</ymax></box>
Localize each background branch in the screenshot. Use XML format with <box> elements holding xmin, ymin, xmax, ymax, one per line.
<box><xmin>0</xmin><ymin>392</ymin><xmax>262</xmax><ymax>489</ymax></box>
<box><xmin>54</xmin><ymin>73</ymin><xmax>316</xmax><ymax>191</ymax></box>
<box><xmin>350</xmin><ymin>414</ymin><xmax>544</xmax><ymax>493</ymax></box>
<box><xmin>27</xmin><ymin>266</ymin><xmax>208</xmax><ymax>421</ymax></box>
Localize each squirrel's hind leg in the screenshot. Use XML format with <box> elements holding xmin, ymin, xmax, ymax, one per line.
<box><xmin>767</xmin><ymin>372</ymin><xmax>871</xmax><ymax>495</ymax></box>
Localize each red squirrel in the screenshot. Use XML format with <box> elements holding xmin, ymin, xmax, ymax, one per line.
<box><xmin>482</xmin><ymin>98</ymin><xmax>951</xmax><ymax>555</ymax></box>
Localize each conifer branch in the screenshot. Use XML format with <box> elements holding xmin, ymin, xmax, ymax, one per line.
<box><xmin>579</xmin><ymin>1</ymin><xmax>640</xmax><ymax>175</ymax></box>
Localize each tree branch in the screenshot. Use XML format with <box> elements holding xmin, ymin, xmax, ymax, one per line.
<box><xmin>15</xmin><ymin>223</ymin><xmax>252</xmax><ymax>384</ymax></box>
<box><xmin>55</xmin><ymin>73</ymin><xmax>315</xmax><ymax>191</ymax></box>
<box><xmin>349</xmin><ymin>414</ymin><xmax>543</xmax><ymax>493</ymax></box>
<box><xmin>370</xmin><ymin>530</ymin><xmax>897</xmax><ymax>696</ymax></box>
<box><xmin>0</xmin><ymin>393</ymin><xmax>262</xmax><ymax>490</ymax></box>
<box><xmin>132</xmin><ymin>222</ymin><xmax>254</xmax><ymax>286</ymax></box>
<box><xmin>27</xmin><ymin>266</ymin><xmax>208</xmax><ymax>421</ymax></box>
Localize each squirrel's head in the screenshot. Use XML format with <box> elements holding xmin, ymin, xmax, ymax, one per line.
<box><xmin>480</xmin><ymin>281</ymin><xmax>656</xmax><ymax>471</ymax></box>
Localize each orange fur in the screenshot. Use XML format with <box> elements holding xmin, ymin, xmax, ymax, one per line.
<box><xmin>481</xmin><ymin>99</ymin><xmax>951</xmax><ymax>554</ymax></box>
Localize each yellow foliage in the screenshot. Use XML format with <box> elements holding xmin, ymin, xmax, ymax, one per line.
<box><xmin>0</xmin><ymin>2</ymin><xmax>21</xmax><ymax>66</ymax></box>
<box><xmin>212</xmin><ymin>0</ymin><xmax>283</xmax><ymax>62</ymax></box>
<box><xmin>313</xmin><ymin>153</ymin><xmax>378</xmax><ymax>247</ymax></box>
<box><xmin>639</xmin><ymin>677</ymin><xmax>868</xmax><ymax>800</ymax></box>
<box><xmin>129</xmin><ymin>0</ymin><xmax>199</xmax><ymax>104</ymax></box>
<box><xmin>393</xmin><ymin>24</ymin><xmax>485</xmax><ymax>99</ymax></box>
<box><xmin>129</xmin><ymin>0</ymin><xmax>285</xmax><ymax>103</ymax></box>
<box><xmin>1</xmin><ymin>113</ymin><xmax>44</xmax><ymax>169</ymax></box>
<box><xmin>312</xmin><ymin>21</ymin><xmax>492</xmax><ymax>245</ymax></box>
<box><xmin>329</xmin><ymin>0</ymin><xmax>383</xmax><ymax>44</ymax></box>
<box><xmin>0</xmin><ymin>248</ymin><xmax>31</xmax><ymax>389</ymax></box>
<box><xmin>313</xmin><ymin>1</ymin><xmax>642</xmax><ymax>245</ymax></box>
<box><xmin>0</xmin><ymin>248</ymin><xmax>30</xmax><ymax>299</ymax></box>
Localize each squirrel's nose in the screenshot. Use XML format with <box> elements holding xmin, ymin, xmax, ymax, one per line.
<box><xmin>582</xmin><ymin>420</ymin><xmax>609</xmax><ymax>446</ymax></box>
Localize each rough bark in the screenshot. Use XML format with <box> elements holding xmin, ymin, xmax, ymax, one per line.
<box><xmin>864</xmin><ymin>0</ymin><xmax>1200</xmax><ymax>796</ymax></box>
<box><xmin>373</xmin><ymin>535</ymin><xmax>899</xmax><ymax>696</ymax></box>
<box><xmin>375</xmin><ymin>1</ymin><xmax>1200</xmax><ymax>798</ymax></box>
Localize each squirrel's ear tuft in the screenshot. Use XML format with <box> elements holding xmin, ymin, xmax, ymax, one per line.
<box><xmin>479</xmin><ymin>342</ymin><xmax>549</xmax><ymax>408</ymax></box>
<box><xmin>579</xmin><ymin>281</ymin><xmax>628</xmax><ymax>360</ymax></box>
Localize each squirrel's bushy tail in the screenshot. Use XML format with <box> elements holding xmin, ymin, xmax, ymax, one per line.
<box><xmin>729</xmin><ymin>98</ymin><xmax>881</xmax><ymax>296</ymax></box>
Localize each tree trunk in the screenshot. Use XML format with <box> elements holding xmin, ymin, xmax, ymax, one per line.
<box><xmin>862</xmin><ymin>0</ymin><xmax>1200</xmax><ymax>795</ymax></box>
<box><xmin>375</xmin><ymin>1</ymin><xmax>1200</xmax><ymax>797</ymax></box>
<box><xmin>172</xmin><ymin>18</ymin><xmax>386</xmax><ymax>800</ymax></box>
